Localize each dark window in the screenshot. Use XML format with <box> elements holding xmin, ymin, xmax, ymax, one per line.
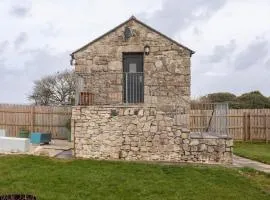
<box><xmin>123</xmin><ymin>53</ymin><xmax>144</xmax><ymax>103</ymax></box>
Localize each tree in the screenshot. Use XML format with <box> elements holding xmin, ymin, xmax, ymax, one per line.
<box><xmin>28</xmin><ymin>70</ymin><xmax>76</xmax><ymax>106</ymax></box>
<box><xmin>197</xmin><ymin>91</ymin><xmax>270</xmax><ymax>109</ymax></box>
<box><xmin>236</xmin><ymin>91</ymin><xmax>270</xmax><ymax>109</ymax></box>
<box><xmin>199</xmin><ymin>92</ymin><xmax>237</xmax><ymax>103</ymax></box>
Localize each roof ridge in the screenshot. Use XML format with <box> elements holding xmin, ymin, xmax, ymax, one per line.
<box><xmin>71</xmin><ymin>16</ymin><xmax>195</xmax><ymax>55</ymax></box>
<box><xmin>129</xmin><ymin>15</ymin><xmax>136</xmax><ymax>20</ymax></box>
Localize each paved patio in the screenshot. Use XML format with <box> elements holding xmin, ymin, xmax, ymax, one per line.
<box><xmin>30</xmin><ymin>139</ymin><xmax>73</xmax><ymax>157</ymax></box>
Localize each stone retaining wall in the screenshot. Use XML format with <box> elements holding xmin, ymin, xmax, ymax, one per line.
<box><xmin>72</xmin><ymin>106</ymin><xmax>232</xmax><ymax>164</ymax></box>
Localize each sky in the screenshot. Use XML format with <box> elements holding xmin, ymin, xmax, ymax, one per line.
<box><xmin>0</xmin><ymin>0</ymin><xmax>270</xmax><ymax>103</ymax></box>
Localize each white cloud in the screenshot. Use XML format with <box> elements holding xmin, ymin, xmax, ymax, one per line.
<box><xmin>177</xmin><ymin>0</ymin><xmax>270</xmax><ymax>97</ymax></box>
<box><xmin>0</xmin><ymin>0</ymin><xmax>162</xmax><ymax>103</ymax></box>
<box><xmin>203</xmin><ymin>72</ymin><xmax>228</xmax><ymax>77</ymax></box>
<box><xmin>0</xmin><ymin>0</ymin><xmax>270</xmax><ymax>103</ymax></box>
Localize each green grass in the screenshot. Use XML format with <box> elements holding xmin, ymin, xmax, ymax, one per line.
<box><xmin>239</xmin><ymin>167</ymin><xmax>270</xmax><ymax>192</ymax></box>
<box><xmin>234</xmin><ymin>141</ymin><xmax>270</xmax><ymax>164</ymax></box>
<box><xmin>0</xmin><ymin>156</ymin><xmax>270</xmax><ymax>200</ymax></box>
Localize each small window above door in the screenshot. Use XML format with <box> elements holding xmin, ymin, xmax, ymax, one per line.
<box><xmin>129</xmin><ymin>63</ymin><xmax>137</xmax><ymax>73</ymax></box>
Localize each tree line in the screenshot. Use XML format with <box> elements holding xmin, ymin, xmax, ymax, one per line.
<box><xmin>194</xmin><ymin>91</ymin><xmax>270</xmax><ymax>109</ymax></box>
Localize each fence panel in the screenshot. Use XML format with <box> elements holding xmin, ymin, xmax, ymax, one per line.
<box><xmin>190</xmin><ymin>109</ymin><xmax>270</xmax><ymax>141</ymax></box>
<box><xmin>0</xmin><ymin>104</ymin><xmax>71</xmax><ymax>139</ymax></box>
<box><xmin>1</xmin><ymin>105</ymin><xmax>269</xmax><ymax>141</ymax></box>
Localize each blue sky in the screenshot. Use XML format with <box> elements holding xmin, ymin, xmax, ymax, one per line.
<box><xmin>0</xmin><ymin>0</ymin><xmax>270</xmax><ymax>103</ymax></box>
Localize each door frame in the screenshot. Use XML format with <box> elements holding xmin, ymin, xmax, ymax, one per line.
<box><xmin>122</xmin><ymin>52</ymin><xmax>144</xmax><ymax>71</ymax></box>
<box><xmin>122</xmin><ymin>52</ymin><xmax>144</xmax><ymax>103</ymax></box>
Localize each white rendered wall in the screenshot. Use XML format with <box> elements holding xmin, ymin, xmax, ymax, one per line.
<box><xmin>0</xmin><ymin>129</ymin><xmax>5</xmax><ymax>137</ymax></box>
<box><xmin>0</xmin><ymin>137</ymin><xmax>30</xmax><ymax>152</ymax></box>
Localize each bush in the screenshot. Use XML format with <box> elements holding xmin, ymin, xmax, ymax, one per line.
<box><xmin>198</xmin><ymin>91</ymin><xmax>270</xmax><ymax>109</ymax></box>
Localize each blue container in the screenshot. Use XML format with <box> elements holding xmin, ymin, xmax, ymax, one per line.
<box><xmin>30</xmin><ymin>132</ymin><xmax>51</xmax><ymax>144</ymax></box>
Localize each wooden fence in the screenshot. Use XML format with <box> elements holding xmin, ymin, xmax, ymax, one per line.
<box><xmin>1</xmin><ymin>104</ymin><xmax>269</xmax><ymax>141</ymax></box>
<box><xmin>0</xmin><ymin>104</ymin><xmax>71</xmax><ymax>139</ymax></box>
<box><xmin>190</xmin><ymin>109</ymin><xmax>270</xmax><ymax>141</ymax></box>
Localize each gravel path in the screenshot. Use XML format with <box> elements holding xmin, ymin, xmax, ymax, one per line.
<box><xmin>233</xmin><ymin>155</ymin><xmax>270</xmax><ymax>173</ymax></box>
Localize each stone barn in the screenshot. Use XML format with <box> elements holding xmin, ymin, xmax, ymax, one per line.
<box><xmin>71</xmin><ymin>16</ymin><xmax>232</xmax><ymax>163</ymax></box>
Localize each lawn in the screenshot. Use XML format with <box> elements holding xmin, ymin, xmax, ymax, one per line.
<box><xmin>0</xmin><ymin>156</ymin><xmax>270</xmax><ymax>200</ymax></box>
<box><xmin>234</xmin><ymin>141</ymin><xmax>270</xmax><ymax>164</ymax></box>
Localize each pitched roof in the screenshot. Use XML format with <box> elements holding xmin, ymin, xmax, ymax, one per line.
<box><xmin>71</xmin><ymin>16</ymin><xmax>195</xmax><ymax>55</ymax></box>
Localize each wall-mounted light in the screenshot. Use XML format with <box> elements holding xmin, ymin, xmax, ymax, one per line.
<box><xmin>144</xmin><ymin>45</ymin><xmax>150</xmax><ymax>55</ymax></box>
<box><xmin>70</xmin><ymin>54</ymin><xmax>76</xmax><ymax>66</ymax></box>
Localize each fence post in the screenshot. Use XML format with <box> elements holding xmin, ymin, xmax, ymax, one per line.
<box><xmin>249</xmin><ymin>113</ymin><xmax>252</xmax><ymax>142</ymax></box>
<box><xmin>243</xmin><ymin>112</ymin><xmax>246</xmax><ymax>141</ymax></box>
<box><xmin>266</xmin><ymin>114</ymin><xmax>268</xmax><ymax>144</ymax></box>
<box><xmin>245</xmin><ymin>113</ymin><xmax>251</xmax><ymax>142</ymax></box>
<box><xmin>30</xmin><ymin>106</ymin><xmax>35</xmax><ymax>133</ymax></box>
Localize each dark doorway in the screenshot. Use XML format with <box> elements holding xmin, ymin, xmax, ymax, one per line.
<box><xmin>123</xmin><ymin>53</ymin><xmax>144</xmax><ymax>103</ymax></box>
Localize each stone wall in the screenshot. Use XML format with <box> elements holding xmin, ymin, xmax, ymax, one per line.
<box><xmin>72</xmin><ymin>106</ymin><xmax>233</xmax><ymax>164</ymax></box>
<box><xmin>73</xmin><ymin>18</ymin><xmax>191</xmax><ymax>114</ymax></box>
<box><xmin>71</xmin><ymin>18</ymin><xmax>233</xmax><ymax>164</ymax></box>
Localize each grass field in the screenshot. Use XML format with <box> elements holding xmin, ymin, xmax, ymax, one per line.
<box><xmin>234</xmin><ymin>141</ymin><xmax>270</xmax><ymax>164</ymax></box>
<box><xmin>0</xmin><ymin>155</ymin><xmax>269</xmax><ymax>200</ymax></box>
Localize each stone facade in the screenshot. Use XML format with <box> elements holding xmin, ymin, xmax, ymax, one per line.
<box><xmin>73</xmin><ymin>17</ymin><xmax>192</xmax><ymax>111</ymax></box>
<box><xmin>72</xmin><ymin>106</ymin><xmax>232</xmax><ymax>163</ymax></box>
<box><xmin>71</xmin><ymin>17</ymin><xmax>233</xmax><ymax>164</ymax></box>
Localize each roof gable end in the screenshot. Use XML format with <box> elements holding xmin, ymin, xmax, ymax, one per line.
<box><xmin>71</xmin><ymin>16</ymin><xmax>195</xmax><ymax>55</ymax></box>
